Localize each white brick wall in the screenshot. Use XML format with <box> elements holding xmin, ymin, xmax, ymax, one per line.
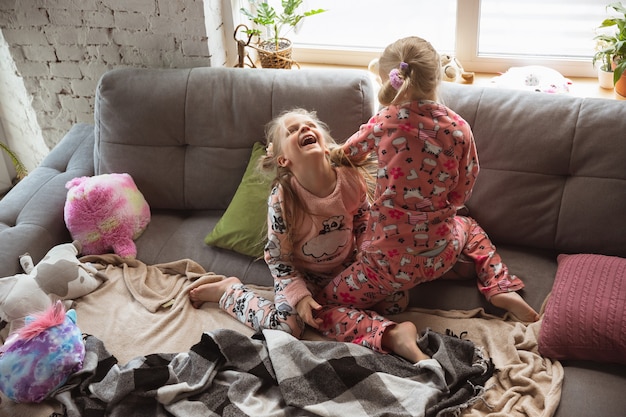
<box><xmin>0</xmin><ymin>0</ymin><xmax>229</xmax><ymax>169</ymax></box>
<box><xmin>0</xmin><ymin>29</ymin><xmax>47</xmax><ymax>173</ymax></box>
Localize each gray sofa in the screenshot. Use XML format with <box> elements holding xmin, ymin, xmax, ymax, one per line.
<box><xmin>0</xmin><ymin>67</ymin><xmax>624</xmax><ymax>416</ymax></box>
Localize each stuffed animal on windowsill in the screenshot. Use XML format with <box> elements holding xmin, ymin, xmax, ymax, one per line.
<box><xmin>440</xmin><ymin>54</ymin><xmax>475</xmax><ymax>83</ymax></box>
<box><xmin>64</xmin><ymin>172</ymin><xmax>151</xmax><ymax>258</ymax></box>
<box><xmin>0</xmin><ymin>241</ymin><xmax>104</xmax><ymax>334</ymax></box>
<box><xmin>0</xmin><ymin>301</ymin><xmax>85</xmax><ymax>403</ymax></box>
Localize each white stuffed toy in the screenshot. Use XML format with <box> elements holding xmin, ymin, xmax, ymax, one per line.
<box><xmin>0</xmin><ymin>241</ymin><xmax>104</xmax><ymax>333</ymax></box>
<box><xmin>64</xmin><ymin>173</ymin><xmax>151</xmax><ymax>258</ymax></box>
<box><xmin>440</xmin><ymin>54</ymin><xmax>475</xmax><ymax>83</ymax></box>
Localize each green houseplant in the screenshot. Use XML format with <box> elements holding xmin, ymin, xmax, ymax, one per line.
<box><xmin>593</xmin><ymin>2</ymin><xmax>626</xmax><ymax>94</ymax></box>
<box><xmin>0</xmin><ymin>142</ymin><xmax>27</xmax><ymax>183</ymax></box>
<box><xmin>594</xmin><ymin>34</ymin><xmax>615</xmax><ymax>88</ymax></box>
<box><xmin>240</xmin><ymin>0</ymin><xmax>326</xmax><ymax>69</ymax></box>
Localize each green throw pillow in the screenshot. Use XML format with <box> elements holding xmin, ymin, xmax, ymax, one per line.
<box><xmin>204</xmin><ymin>142</ymin><xmax>271</xmax><ymax>258</ymax></box>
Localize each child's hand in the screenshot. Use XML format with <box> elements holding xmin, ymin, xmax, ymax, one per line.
<box><xmin>296</xmin><ymin>295</ymin><xmax>323</xmax><ymax>329</ymax></box>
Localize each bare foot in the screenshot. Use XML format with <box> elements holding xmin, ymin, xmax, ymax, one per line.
<box><xmin>490</xmin><ymin>292</ymin><xmax>540</xmax><ymax>322</ymax></box>
<box><xmin>189</xmin><ymin>276</ymin><xmax>241</xmax><ymax>309</ymax></box>
<box><xmin>382</xmin><ymin>321</ymin><xmax>430</xmax><ymax>364</ymax></box>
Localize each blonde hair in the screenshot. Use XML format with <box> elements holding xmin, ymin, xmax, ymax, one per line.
<box><xmin>258</xmin><ymin>108</ymin><xmax>376</xmax><ymax>245</ymax></box>
<box><xmin>377</xmin><ymin>36</ymin><xmax>442</xmax><ymax>105</ymax></box>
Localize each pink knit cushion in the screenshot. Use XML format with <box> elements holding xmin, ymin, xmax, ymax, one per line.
<box><xmin>539</xmin><ymin>254</ymin><xmax>626</xmax><ymax>364</ymax></box>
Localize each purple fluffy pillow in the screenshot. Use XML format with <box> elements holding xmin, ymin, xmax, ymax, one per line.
<box><xmin>539</xmin><ymin>254</ymin><xmax>626</xmax><ymax>364</ymax></box>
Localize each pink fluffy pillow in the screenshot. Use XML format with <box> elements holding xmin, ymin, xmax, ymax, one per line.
<box><xmin>64</xmin><ymin>173</ymin><xmax>150</xmax><ymax>258</ymax></box>
<box><xmin>539</xmin><ymin>254</ymin><xmax>626</xmax><ymax>364</ymax></box>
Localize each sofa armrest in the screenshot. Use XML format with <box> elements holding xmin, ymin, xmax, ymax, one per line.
<box><xmin>0</xmin><ymin>123</ymin><xmax>95</xmax><ymax>277</ymax></box>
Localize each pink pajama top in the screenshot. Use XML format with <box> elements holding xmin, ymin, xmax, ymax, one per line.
<box><xmin>343</xmin><ymin>100</ymin><xmax>479</xmax><ymax>256</ymax></box>
<box><xmin>264</xmin><ymin>166</ymin><xmax>370</xmax><ymax>309</ymax></box>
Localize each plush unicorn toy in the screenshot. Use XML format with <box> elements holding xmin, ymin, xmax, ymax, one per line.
<box><xmin>0</xmin><ymin>301</ymin><xmax>85</xmax><ymax>403</ymax></box>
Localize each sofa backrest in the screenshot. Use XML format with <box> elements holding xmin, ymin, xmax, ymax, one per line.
<box><xmin>440</xmin><ymin>82</ymin><xmax>626</xmax><ymax>258</ymax></box>
<box><xmin>94</xmin><ymin>67</ymin><xmax>376</xmax><ymax>211</ymax></box>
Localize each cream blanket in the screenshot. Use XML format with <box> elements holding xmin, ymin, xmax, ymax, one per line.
<box><xmin>0</xmin><ymin>255</ymin><xmax>562</xmax><ymax>417</ymax></box>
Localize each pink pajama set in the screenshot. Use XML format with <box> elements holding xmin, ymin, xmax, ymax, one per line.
<box><xmin>218</xmin><ymin>166</ymin><xmax>372</xmax><ymax>338</ymax></box>
<box><xmin>313</xmin><ymin>100</ymin><xmax>525</xmax><ymax>353</ymax></box>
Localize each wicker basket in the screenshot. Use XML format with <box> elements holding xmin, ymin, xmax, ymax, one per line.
<box><xmin>256</xmin><ymin>38</ymin><xmax>298</xmax><ymax>69</ymax></box>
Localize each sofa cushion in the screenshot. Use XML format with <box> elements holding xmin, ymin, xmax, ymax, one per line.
<box><xmin>440</xmin><ymin>83</ymin><xmax>626</xmax><ymax>258</ymax></box>
<box><xmin>204</xmin><ymin>142</ymin><xmax>271</xmax><ymax>258</ymax></box>
<box><xmin>538</xmin><ymin>253</ymin><xmax>626</xmax><ymax>364</ymax></box>
<box><xmin>94</xmin><ymin>67</ymin><xmax>376</xmax><ymax>212</ymax></box>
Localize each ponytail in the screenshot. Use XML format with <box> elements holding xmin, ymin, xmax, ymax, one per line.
<box><xmin>377</xmin><ymin>36</ymin><xmax>442</xmax><ymax>105</ymax></box>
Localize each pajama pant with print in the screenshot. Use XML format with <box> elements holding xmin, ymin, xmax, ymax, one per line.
<box><xmin>218</xmin><ymin>281</ymin><xmax>407</xmax><ymax>340</ymax></box>
<box><xmin>313</xmin><ymin>215</ymin><xmax>525</xmax><ymax>353</ymax></box>
<box><xmin>218</xmin><ymin>283</ymin><xmax>307</xmax><ymax>338</ymax></box>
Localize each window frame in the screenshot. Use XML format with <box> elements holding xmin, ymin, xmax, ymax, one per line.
<box><xmin>227</xmin><ymin>0</ymin><xmax>600</xmax><ymax>77</ymax></box>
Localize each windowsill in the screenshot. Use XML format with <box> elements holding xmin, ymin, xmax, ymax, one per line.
<box><xmin>298</xmin><ymin>63</ymin><xmax>624</xmax><ymax>101</ymax></box>
<box><xmin>470</xmin><ymin>73</ymin><xmax>623</xmax><ymax>100</ymax></box>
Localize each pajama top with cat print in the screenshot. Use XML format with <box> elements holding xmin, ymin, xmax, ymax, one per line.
<box><xmin>217</xmin><ymin>165</ymin><xmax>370</xmax><ymax>337</ymax></box>
<box><xmin>348</xmin><ymin>100</ymin><xmax>478</xmax><ymax>258</ymax></box>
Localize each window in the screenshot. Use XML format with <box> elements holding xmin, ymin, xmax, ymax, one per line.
<box><xmin>230</xmin><ymin>0</ymin><xmax>613</xmax><ymax>77</ymax></box>
<box><xmin>478</xmin><ymin>0</ymin><xmax>600</xmax><ymax>57</ymax></box>
<box><xmin>290</xmin><ymin>0</ymin><xmax>456</xmax><ymax>55</ymax></box>
<box><xmin>456</xmin><ymin>0</ymin><xmax>611</xmax><ymax>76</ymax></box>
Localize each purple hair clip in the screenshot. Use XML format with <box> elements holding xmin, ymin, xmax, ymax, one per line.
<box><xmin>389</xmin><ymin>62</ymin><xmax>409</xmax><ymax>90</ymax></box>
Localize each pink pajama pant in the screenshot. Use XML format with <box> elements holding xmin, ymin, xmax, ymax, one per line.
<box><xmin>313</xmin><ymin>215</ymin><xmax>525</xmax><ymax>353</ymax></box>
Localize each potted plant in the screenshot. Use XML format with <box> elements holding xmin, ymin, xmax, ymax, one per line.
<box><xmin>240</xmin><ymin>0</ymin><xmax>326</xmax><ymax>69</ymax></box>
<box><xmin>0</xmin><ymin>142</ymin><xmax>27</xmax><ymax>182</ymax></box>
<box><xmin>593</xmin><ymin>2</ymin><xmax>626</xmax><ymax>95</ymax></box>
<box><xmin>593</xmin><ymin>34</ymin><xmax>615</xmax><ymax>88</ymax></box>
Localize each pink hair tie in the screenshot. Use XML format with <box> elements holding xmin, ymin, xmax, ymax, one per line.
<box><xmin>389</xmin><ymin>62</ymin><xmax>409</xmax><ymax>90</ymax></box>
<box><xmin>389</xmin><ymin>69</ymin><xmax>403</xmax><ymax>90</ymax></box>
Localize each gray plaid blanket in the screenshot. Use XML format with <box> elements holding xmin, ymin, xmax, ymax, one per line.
<box><xmin>51</xmin><ymin>328</ymin><xmax>493</xmax><ymax>417</ymax></box>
